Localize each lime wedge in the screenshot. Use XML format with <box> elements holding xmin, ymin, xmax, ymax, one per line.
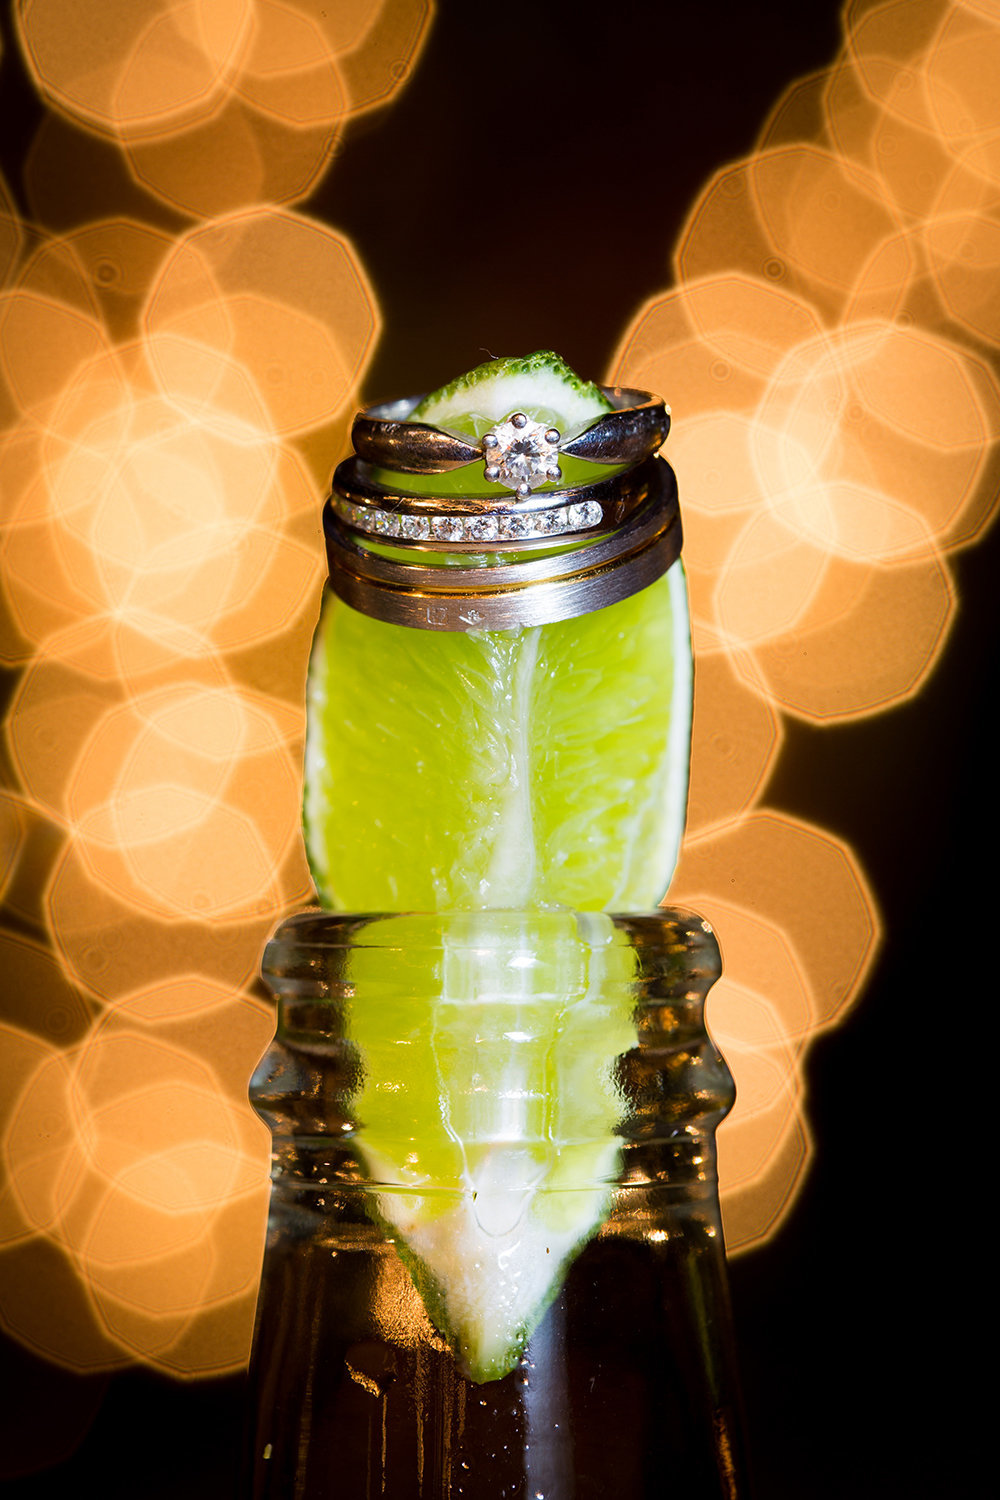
<box><xmin>304</xmin><ymin>353</ymin><xmax>690</xmax><ymax>1379</ymax></box>
<box><xmin>408</xmin><ymin>348</ymin><xmax>613</xmax><ymax>440</ymax></box>
<box><xmin>346</xmin><ymin>911</ymin><xmax>636</xmax><ymax>1382</ymax></box>
<box><xmin>306</xmin><ymin>349</ymin><xmax>689</xmax><ymax>911</ymax></box>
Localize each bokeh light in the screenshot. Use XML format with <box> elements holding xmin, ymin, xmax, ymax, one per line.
<box><xmin>2</xmin><ymin>0</ymin><xmax>399</xmax><ymax>1381</ymax></box>
<box><xmin>15</xmin><ymin>0</ymin><xmax>254</xmax><ymax>139</ymax></box>
<box><xmin>143</xmin><ymin>208</ymin><xmax>379</xmax><ymax>434</ymax></box>
<box><xmin>0</xmin><ymin>288</ymin><xmax>112</xmax><ymax>426</ymax></box>
<box><xmin>14</xmin><ymin>219</ymin><xmax>177</xmax><ymax>340</ymax></box>
<box><xmin>680</xmin><ymin>813</ymin><xmax>880</xmax><ymax>1251</ymax></box>
<box><xmin>615</xmin><ymin>0</ymin><xmax>1000</xmax><ymax>1246</ymax></box>
<box><xmin>1</xmin><ymin>170</ymin><xmax>23</xmax><ymax>286</ymax></box>
<box><xmin>15</xmin><ymin>0</ymin><xmax>435</xmax><ymax>217</ymax></box>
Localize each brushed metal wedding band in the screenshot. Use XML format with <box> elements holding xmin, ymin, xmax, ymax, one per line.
<box><xmin>351</xmin><ymin>386</ymin><xmax>670</xmax><ymax>475</ymax></box>
<box><xmin>325</xmin><ymin>456</ymin><xmax>681</xmax><ymax>631</ymax></box>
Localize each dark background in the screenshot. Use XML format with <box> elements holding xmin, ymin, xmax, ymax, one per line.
<box><xmin>0</xmin><ymin>1</ymin><xmax>993</xmax><ymax>1495</ymax></box>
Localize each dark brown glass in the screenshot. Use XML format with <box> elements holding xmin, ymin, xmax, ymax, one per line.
<box><xmin>244</xmin><ymin>910</ymin><xmax>751</xmax><ymax>1499</ymax></box>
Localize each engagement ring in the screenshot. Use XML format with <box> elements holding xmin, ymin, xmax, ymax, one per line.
<box><xmin>351</xmin><ymin>386</ymin><xmax>670</xmax><ymax>493</ymax></box>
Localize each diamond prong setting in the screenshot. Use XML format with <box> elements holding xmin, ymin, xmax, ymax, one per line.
<box><xmin>481</xmin><ymin>412</ymin><xmax>564</xmax><ymax>495</ymax></box>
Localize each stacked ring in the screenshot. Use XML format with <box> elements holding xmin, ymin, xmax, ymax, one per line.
<box><xmin>326</xmin><ymin>384</ymin><xmax>681</xmax><ymax>630</ymax></box>
<box><xmin>325</xmin><ymin>457</ymin><xmax>681</xmax><ymax>631</ymax></box>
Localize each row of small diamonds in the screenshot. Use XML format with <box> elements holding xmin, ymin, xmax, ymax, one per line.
<box><xmin>335</xmin><ymin>498</ymin><xmax>604</xmax><ymax>543</ymax></box>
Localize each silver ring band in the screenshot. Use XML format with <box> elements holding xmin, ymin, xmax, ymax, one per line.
<box><xmin>325</xmin><ymin>457</ymin><xmax>681</xmax><ymax>631</ymax></box>
<box><xmin>330</xmin><ymin>455</ymin><xmax>658</xmax><ymax>552</ymax></box>
<box><xmin>351</xmin><ymin>385</ymin><xmax>670</xmax><ymax>476</ymax></box>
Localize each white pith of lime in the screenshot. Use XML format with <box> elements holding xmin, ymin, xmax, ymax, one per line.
<box><xmin>408</xmin><ymin>349</ymin><xmax>613</xmax><ymax>440</ymax></box>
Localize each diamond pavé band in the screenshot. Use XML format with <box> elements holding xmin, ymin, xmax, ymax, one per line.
<box><xmin>330</xmin><ymin>455</ymin><xmax>659</xmax><ymax>552</ymax></box>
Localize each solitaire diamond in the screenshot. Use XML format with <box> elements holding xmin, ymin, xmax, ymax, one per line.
<box><xmin>483</xmin><ymin>413</ymin><xmax>562</xmax><ymax>495</ymax></box>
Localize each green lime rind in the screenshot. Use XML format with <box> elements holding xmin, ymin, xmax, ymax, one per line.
<box><xmin>408</xmin><ymin>350</ymin><xmax>613</xmax><ymax>441</ymax></box>
<box><xmin>345</xmin><ymin>911</ymin><xmax>637</xmax><ymax>1382</ymax></box>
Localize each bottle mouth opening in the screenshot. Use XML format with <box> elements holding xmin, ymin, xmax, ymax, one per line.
<box><xmin>325</xmin><ymin>386</ymin><xmax>682</xmax><ymax>630</ymax></box>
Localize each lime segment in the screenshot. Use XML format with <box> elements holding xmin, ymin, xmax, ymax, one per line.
<box><xmin>304</xmin><ymin>352</ymin><xmax>690</xmax><ymax>1379</ymax></box>
<box><xmin>347</xmin><ymin>911</ymin><xmax>636</xmax><ymax>1382</ymax></box>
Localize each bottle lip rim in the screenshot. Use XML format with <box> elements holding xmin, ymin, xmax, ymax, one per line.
<box><xmin>261</xmin><ymin>906</ymin><xmax>719</xmax><ymax>955</ymax></box>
